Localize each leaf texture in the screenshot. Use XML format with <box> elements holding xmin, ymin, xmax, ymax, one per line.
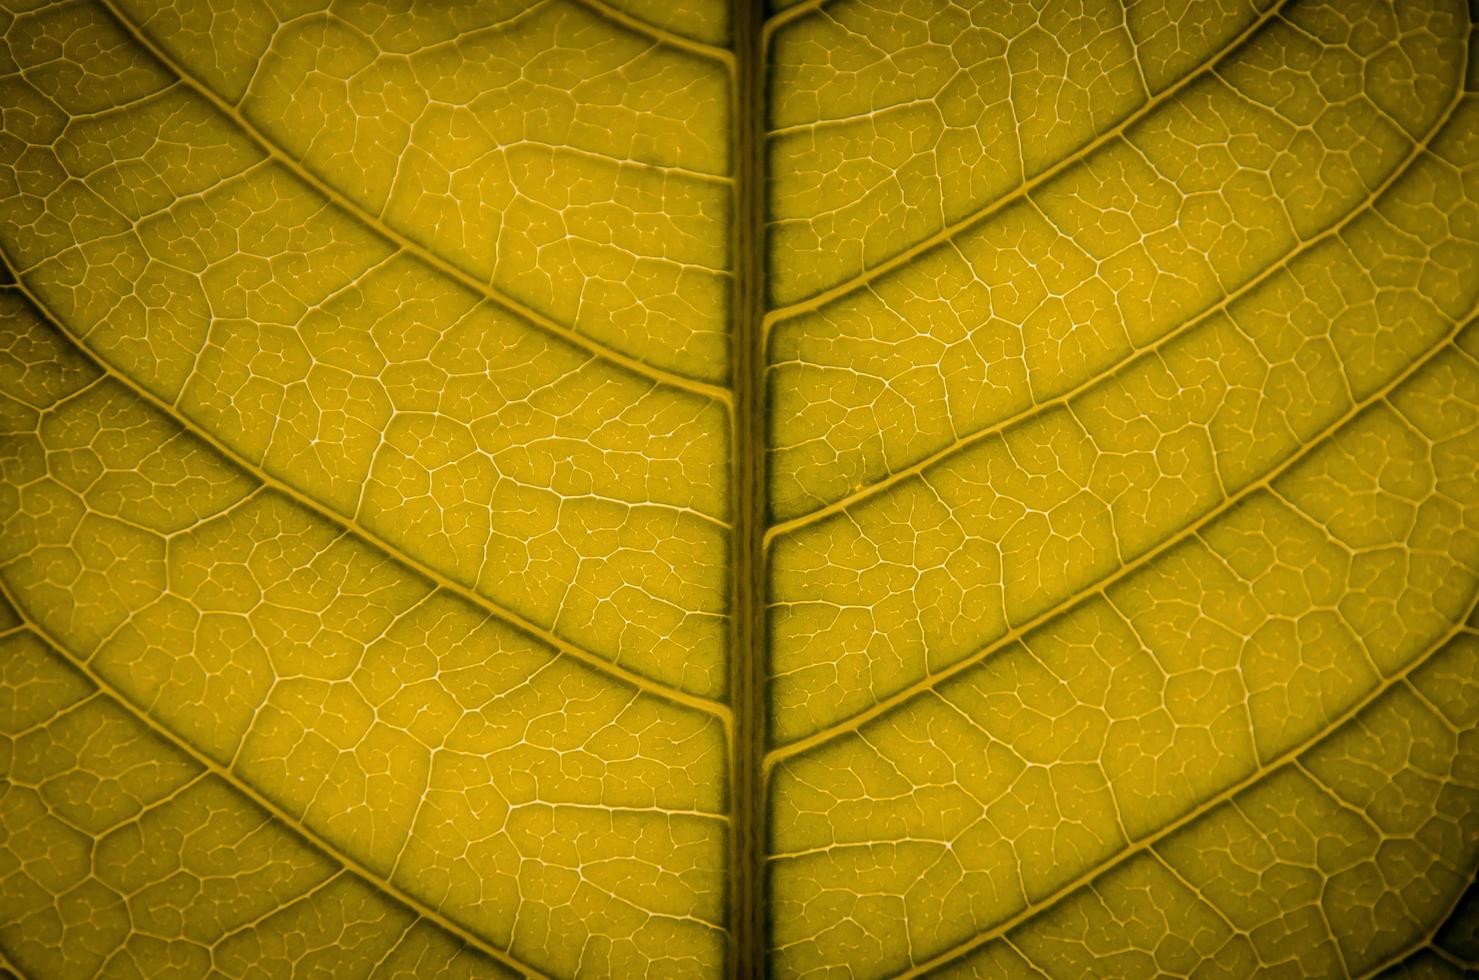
<box><xmin>764</xmin><ymin>0</ymin><xmax>1479</xmax><ymax>974</ymax></box>
<box><xmin>0</xmin><ymin>0</ymin><xmax>1477</xmax><ymax>977</ymax></box>
<box><xmin>1</xmin><ymin>0</ymin><xmax>733</xmax><ymax>975</ymax></box>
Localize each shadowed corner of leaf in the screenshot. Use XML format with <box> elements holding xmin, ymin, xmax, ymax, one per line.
<box><xmin>1430</xmin><ymin>876</ymin><xmax>1479</xmax><ymax>966</ymax></box>
<box><xmin>1377</xmin><ymin>873</ymin><xmax>1479</xmax><ymax>977</ymax></box>
<box><xmin>0</xmin><ymin>262</ymin><xmax>13</xmax><ymax>288</ymax></box>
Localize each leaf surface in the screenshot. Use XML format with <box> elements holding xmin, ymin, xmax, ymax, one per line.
<box><xmin>763</xmin><ymin>0</ymin><xmax>1479</xmax><ymax>974</ymax></box>
<box><xmin>1</xmin><ymin>0</ymin><xmax>1477</xmax><ymax>977</ymax></box>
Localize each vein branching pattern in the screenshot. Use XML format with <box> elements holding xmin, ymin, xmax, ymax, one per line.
<box><xmin>1</xmin><ymin>0</ymin><xmax>1477</xmax><ymax>977</ymax></box>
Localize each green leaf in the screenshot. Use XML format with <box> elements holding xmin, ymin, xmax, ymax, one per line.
<box><xmin>1</xmin><ymin>0</ymin><xmax>1476</xmax><ymax>977</ymax></box>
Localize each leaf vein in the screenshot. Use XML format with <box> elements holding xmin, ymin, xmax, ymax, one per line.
<box><xmin>765</xmin><ymin>48</ymin><xmax>1471</xmax><ymax>544</ymax></box>
<box><xmin>0</xmin><ymin>577</ymin><xmax>552</xmax><ymax>980</ymax></box>
<box><xmin>570</xmin><ymin>0</ymin><xmax>735</xmax><ymax>65</ymax></box>
<box><xmin>765</xmin><ymin>305</ymin><xmax>1478</xmax><ymax>766</ymax></box>
<box><xmin>92</xmin><ymin>0</ymin><xmax>731</xmax><ymax>404</ymax></box>
<box><xmin>894</xmin><ymin>597</ymin><xmax>1479</xmax><ymax>978</ymax></box>
<box><xmin>0</xmin><ymin>270</ymin><xmax>730</xmax><ymax>723</ymax></box>
<box><xmin>761</xmin><ymin>0</ymin><xmax>1291</xmax><ymax>325</ymax></box>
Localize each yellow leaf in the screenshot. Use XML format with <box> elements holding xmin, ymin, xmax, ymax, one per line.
<box><xmin>2</xmin><ymin>0</ymin><xmax>1476</xmax><ymax>976</ymax></box>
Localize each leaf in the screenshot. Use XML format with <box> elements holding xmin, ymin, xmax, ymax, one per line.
<box><xmin>0</xmin><ymin>1</ymin><xmax>732</xmax><ymax>975</ymax></box>
<box><xmin>0</xmin><ymin>0</ymin><xmax>1476</xmax><ymax>978</ymax></box>
<box><xmin>764</xmin><ymin>0</ymin><xmax>1479</xmax><ymax>975</ymax></box>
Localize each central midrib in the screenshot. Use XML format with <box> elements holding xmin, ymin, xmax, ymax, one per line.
<box><xmin>730</xmin><ymin>1</ymin><xmax>769</xmax><ymax>977</ymax></box>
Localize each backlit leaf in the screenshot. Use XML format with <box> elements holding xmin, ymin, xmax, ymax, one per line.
<box><xmin>1</xmin><ymin>0</ymin><xmax>1476</xmax><ymax>976</ymax></box>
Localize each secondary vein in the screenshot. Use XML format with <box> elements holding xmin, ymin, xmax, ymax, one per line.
<box><xmin>0</xmin><ymin>267</ymin><xmax>730</xmax><ymax>724</ymax></box>
<box><xmin>761</xmin><ymin>0</ymin><xmax>1291</xmax><ymax>327</ymax></box>
<box><xmin>95</xmin><ymin>0</ymin><xmax>732</xmax><ymax>405</ymax></box>
<box><xmin>0</xmin><ymin>576</ymin><xmax>554</xmax><ymax>980</ymax></box>
<box><xmin>765</xmin><ymin>305</ymin><xmax>1478</xmax><ymax>771</ymax></box>
<box><xmin>897</xmin><ymin>597</ymin><xmax>1479</xmax><ymax>977</ymax></box>
<box><xmin>763</xmin><ymin>81</ymin><xmax>1471</xmax><ymax>544</ymax></box>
